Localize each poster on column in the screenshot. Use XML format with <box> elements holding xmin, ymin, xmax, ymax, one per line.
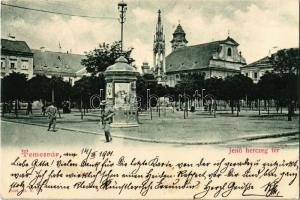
<box><xmin>0</xmin><ymin>0</ymin><xmax>299</xmax><ymax>199</ymax></box>
<box><xmin>114</xmin><ymin>83</ymin><xmax>130</xmax><ymax>108</ymax></box>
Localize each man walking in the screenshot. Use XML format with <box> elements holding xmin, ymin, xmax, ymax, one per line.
<box><xmin>46</xmin><ymin>102</ymin><xmax>58</xmax><ymax>132</ymax></box>
<box><xmin>100</xmin><ymin>100</ymin><xmax>114</xmax><ymax>142</ymax></box>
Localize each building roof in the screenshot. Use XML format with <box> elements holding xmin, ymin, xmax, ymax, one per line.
<box><xmin>241</xmin><ymin>56</ymin><xmax>272</xmax><ymax>69</ymax></box>
<box><xmin>241</xmin><ymin>48</ymin><xmax>299</xmax><ymax>70</ymax></box>
<box><xmin>171</xmin><ymin>24</ymin><xmax>188</xmax><ymax>43</ymax></box>
<box><xmin>173</xmin><ymin>24</ymin><xmax>185</xmax><ymax>35</ymax></box>
<box><xmin>166</xmin><ymin>37</ymin><xmax>241</xmax><ymax>73</ymax></box>
<box><xmin>166</xmin><ymin>41</ymin><xmax>220</xmax><ymax>73</ymax></box>
<box><xmin>32</xmin><ymin>49</ymin><xmax>86</xmax><ymax>76</ymax></box>
<box><xmin>1</xmin><ymin>39</ymin><xmax>32</xmax><ymax>55</ymax></box>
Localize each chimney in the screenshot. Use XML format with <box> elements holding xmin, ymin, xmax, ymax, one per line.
<box><xmin>7</xmin><ymin>33</ymin><xmax>16</xmax><ymax>41</ymax></box>
<box><xmin>40</xmin><ymin>46</ymin><xmax>46</xmax><ymax>52</ymax></box>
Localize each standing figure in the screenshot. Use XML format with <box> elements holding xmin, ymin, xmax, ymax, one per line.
<box><xmin>100</xmin><ymin>100</ymin><xmax>114</xmax><ymax>142</ymax></box>
<box><xmin>46</xmin><ymin>102</ymin><xmax>58</xmax><ymax>132</ymax></box>
<box><xmin>26</xmin><ymin>102</ymin><xmax>33</xmax><ymax>115</ymax></box>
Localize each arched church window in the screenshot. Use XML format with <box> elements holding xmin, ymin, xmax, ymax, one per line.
<box><xmin>227</xmin><ymin>48</ymin><xmax>232</xmax><ymax>57</ymax></box>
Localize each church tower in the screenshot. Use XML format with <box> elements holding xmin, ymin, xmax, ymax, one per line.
<box><xmin>153</xmin><ymin>9</ymin><xmax>166</xmax><ymax>81</ymax></box>
<box><xmin>171</xmin><ymin>24</ymin><xmax>188</xmax><ymax>51</ymax></box>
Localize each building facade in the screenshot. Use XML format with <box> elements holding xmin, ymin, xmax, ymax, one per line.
<box><xmin>1</xmin><ymin>39</ymin><xmax>34</xmax><ymax>79</ymax></box>
<box><xmin>165</xmin><ymin>25</ymin><xmax>246</xmax><ymax>87</ymax></box>
<box><xmin>240</xmin><ymin>56</ymin><xmax>273</xmax><ymax>83</ymax></box>
<box><xmin>153</xmin><ymin>10</ymin><xmax>166</xmax><ymax>82</ymax></box>
<box><xmin>32</xmin><ymin>49</ymin><xmax>86</xmax><ymax>85</ymax></box>
<box><xmin>241</xmin><ymin>48</ymin><xmax>298</xmax><ymax>83</ymax></box>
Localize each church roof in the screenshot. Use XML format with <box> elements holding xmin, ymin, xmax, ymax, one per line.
<box><xmin>166</xmin><ymin>41</ymin><xmax>221</xmax><ymax>73</ymax></box>
<box><xmin>166</xmin><ymin>37</ymin><xmax>242</xmax><ymax>73</ymax></box>
<box><xmin>32</xmin><ymin>49</ymin><xmax>86</xmax><ymax>76</ymax></box>
<box><xmin>173</xmin><ymin>24</ymin><xmax>185</xmax><ymax>35</ymax></box>
<box><xmin>1</xmin><ymin>39</ymin><xmax>33</xmax><ymax>55</ymax></box>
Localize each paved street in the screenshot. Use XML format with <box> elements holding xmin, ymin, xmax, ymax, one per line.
<box><xmin>1</xmin><ymin>108</ymin><xmax>299</xmax><ymax>148</ymax></box>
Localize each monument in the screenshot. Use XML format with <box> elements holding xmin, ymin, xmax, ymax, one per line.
<box><xmin>104</xmin><ymin>56</ymin><xmax>139</xmax><ymax>127</ymax></box>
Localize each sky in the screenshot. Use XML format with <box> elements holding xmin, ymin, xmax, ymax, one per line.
<box><xmin>1</xmin><ymin>0</ymin><xmax>299</xmax><ymax>71</ymax></box>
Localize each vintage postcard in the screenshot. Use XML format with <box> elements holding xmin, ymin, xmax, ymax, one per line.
<box><xmin>0</xmin><ymin>0</ymin><xmax>299</xmax><ymax>199</ymax></box>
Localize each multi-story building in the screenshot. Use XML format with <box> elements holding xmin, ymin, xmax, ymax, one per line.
<box><xmin>32</xmin><ymin>49</ymin><xmax>86</xmax><ymax>85</ymax></box>
<box><xmin>1</xmin><ymin>38</ymin><xmax>34</xmax><ymax>79</ymax></box>
<box><xmin>240</xmin><ymin>56</ymin><xmax>273</xmax><ymax>83</ymax></box>
<box><xmin>241</xmin><ymin>48</ymin><xmax>298</xmax><ymax>83</ymax></box>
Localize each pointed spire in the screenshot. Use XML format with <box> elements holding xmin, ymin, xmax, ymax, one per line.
<box><xmin>156</xmin><ymin>9</ymin><xmax>162</xmax><ymax>33</ymax></box>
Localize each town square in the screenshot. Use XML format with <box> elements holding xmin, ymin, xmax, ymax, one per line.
<box><xmin>0</xmin><ymin>0</ymin><xmax>299</xmax><ymax>199</ymax></box>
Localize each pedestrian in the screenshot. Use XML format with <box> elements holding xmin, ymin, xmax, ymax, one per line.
<box><xmin>26</xmin><ymin>102</ymin><xmax>33</xmax><ymax>115</ymax></box>
<box><xmin>46</xmin><ymin>102</ymin><xmax>58</xmax><ymax>132</ymax></box>
<box><xmin>42</xmin><ymin>103</ymin><xmax>46</xmax><ymax>116</ymax></box>
<box><xmin>100</xmin><ymin>100</ymin><xmax>114</xmax><ymax>142</ymax></box>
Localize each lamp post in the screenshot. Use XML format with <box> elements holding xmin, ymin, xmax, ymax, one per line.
<box><xmin>99</xmin><ymin>89</ymin><xmax>104</xmax><ymax>100</ymax></box>
<box><xmin>202</xmin><ymin>89</ymin><xmax>206</xmax><ymax>107</ymax></box>
<box><xmin>194</xmin><ymin>90</ymin><xmax>199</xmax><ymax>108</ymax></box>
<box><xmin>147</xmin><ymin>89</ymin><xmax>150</xmax><ymax>110</ymax></box>
<box><xmin>118</xmin><ymin>0</ymin><xmax>127</xmax><ymax>52</ymax></box>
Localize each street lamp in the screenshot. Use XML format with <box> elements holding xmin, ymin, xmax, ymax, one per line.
<box><xmin>147</xmin><ymin>89</ymin><xmax>150</xmax><ymax>110</ymax></box>
<box><xmin>194</xmin><ymin>90</ymin><xmax>199</xmax><ymax>108</ymax></box>
<box><xmin>99</xmin><ymin>89</ymin><xmax>104</xmax><ymax>100</ymax></box>
<box><xmin>118</xmin><ymin>0</ymin><xmax>127</xmax><ymax>52</ymax></box>
<box><xmin>202</xmin><ymin>89</ymin><xmax>206</xmax><ymax>107</ymax></box>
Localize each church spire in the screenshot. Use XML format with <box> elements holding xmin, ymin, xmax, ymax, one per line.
<box><xmin>153</xmin><ymin>9</ymin><xmax>166</xmax><ymax>81</ymax></box>
<box><xmin>155</xmin><ymin>9</ymin><xmax>163</xmax><ymax>42</ymax></box>
<box><xmin>171</xmin><ymin>23</ymin><xmax>188</xmax><ymax>51</ymax></box>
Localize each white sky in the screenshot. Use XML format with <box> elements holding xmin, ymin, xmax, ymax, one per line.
<box><xmin>1</xmin><ymin>0</ymin><xmax>299</xmax><ymax>71</ymax></box>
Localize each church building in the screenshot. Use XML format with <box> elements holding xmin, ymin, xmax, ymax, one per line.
<box><xmin>165</xmin><ymin>24</ymin><xmax>246</xmax><ymax>87</ymax></box>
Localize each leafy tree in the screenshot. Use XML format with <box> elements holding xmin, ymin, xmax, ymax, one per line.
<box><xmin>223</xmin><ymin>74</ymin><xmax>254</xmax><ymax>116</ymax></box>
<box><xmin>270</xmin><ymin>48</ymin><xmax>299</xmax><ymax>121</ymax></box>
<box><xmin>271</xmin><ymin>48</ymin><xmax>299</xmax><ymax>74</ymax></box>
<box><xmin>72</xmin><ymin>75</ymin><xmax>105</xmax><ymax>118</ymax></box>
<box><xmin>204</xmin><ymin>77</ymin><xmax>224</xmax><ymax>99</ymax></box>
<box><xmin>257</xmin><ymin>72</ymin><xmax>283</xmax><ymax>115</ymax></box>
<box><xmin>1</xmin><ymin>72</ymin><xmax>27</xmax><ymax>117</ymax></box>
<box><xmin>81</xmin><ymin>41</ymin><xmax>134</xmax><ymax>75</ymax></box>
<box><xmin>49</xmin><ymin>76</ymin><xmax>72</xmax><ymax>109</ymax></box>
<box><xmin>27</xmin><ymin>75</ymin><xmax>51</xmax><ymax>103</ymax></box>
<box><xmin>281</xmin><ymin>73</ymin><xmax>297</xmax><ymax>121</ymax></box>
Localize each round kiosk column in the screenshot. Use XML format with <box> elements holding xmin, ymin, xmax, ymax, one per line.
<box><xmin>104</xmin><ymin>56</ymin><xmax>140</xmax><ymax>127</ymax></box>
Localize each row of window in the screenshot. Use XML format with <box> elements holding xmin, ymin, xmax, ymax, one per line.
<box><xmin>245</xmin><ymin>72</ymin><xmax>258</xmax><ymax>79</ymax></box>
<box><xmin>1</xmin><ymin>58</ymin><xmax>29</xmax><ymax>70</ymax></box>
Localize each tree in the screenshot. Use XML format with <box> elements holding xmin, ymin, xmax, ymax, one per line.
<box><xmin>27</xmin><ymin>75</ymin><xmax>51</xmax><ymax>103</ymax></box>
<box><xmin>1</xmin><ymin>72</ymin><xmax>27</xmax><ymax>117</ymax></box>
<box><xmin>72</xmin><ymin>75</ymin><xmax>105</xmax><ymax>119</ymax></box>
<box><xmin>257</xmin><ymin>72</ymin><xmax>281</xmax><ymax>115</ymax></box>
<box><xmin>270</xmin><ymin>48</ymin><xmax>299</xmax><ymax>121</ymax></box>
<box><xmin>49</xmin><ymin>76</ymin><xmax>72</xmax><ymax>110</ymax></box>
<box><xmin>204</xmin><ymin>77</ymin><xmax>224</xmax><ymax>99</ymax></box>
<box><xmin>81</xmin><ymin>41</ymin><xmax>134</xmax><ymax>75</ymax></box>
<box><xmin>281</xmin><ymin>73</ymin><xmax>297</xmax><ymax>121</ymax></box>
<box><xmin>271</xmin><ymin>48</ymin><xmax>299</xmax><ymax>74</ymax></box>
<box><xmin>223</xmin><ymin>74</ymin><xmax>254</xmax><ymax>116</ymax></box>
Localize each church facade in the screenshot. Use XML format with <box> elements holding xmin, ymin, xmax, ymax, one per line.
<box><xmin>165</xmin><ymin>24</ymin><xmax>246</xmax><ymax>87</ymax></box>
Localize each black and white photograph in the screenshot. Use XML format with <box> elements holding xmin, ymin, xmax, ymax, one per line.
<box><xmin>0</xmin><ymin>0</ymin><xmax>299</xmax><ymax>199</ymax></box>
